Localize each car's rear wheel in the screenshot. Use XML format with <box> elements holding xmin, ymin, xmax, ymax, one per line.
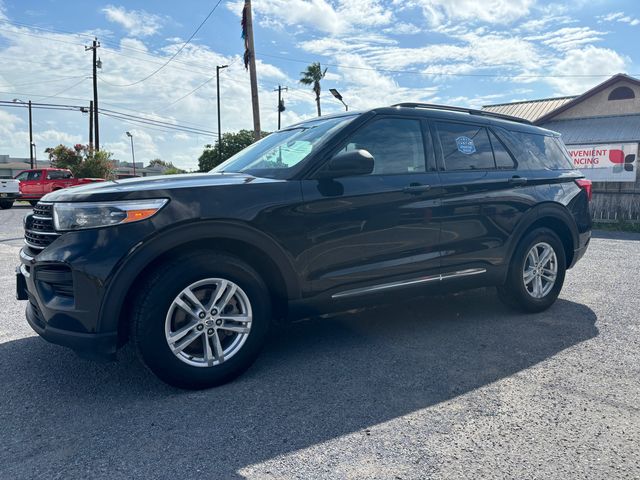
<box><xmin>131</xmin><ymin>251</ymin><xmax>271</xmax><ymax>389</ymax></box>
<box><xmin>29</xmin><ymin>201</ymin><xmax>38</xmax><ymax>207</ymax></box>
<box><xmin>0</xmin><ymin>200</ymin><xmax>14</xmax><ymax>209</ymax></box>
<box><xmin>497</xmin><ymin>228</ymin><xmax>566</xmax><ymax>313</ymax></box>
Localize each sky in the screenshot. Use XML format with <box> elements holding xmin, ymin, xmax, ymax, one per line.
<box><xmin>0</xmin><ymin>0</ymin><xmax>639</xmax><ymax>170</ymax></box>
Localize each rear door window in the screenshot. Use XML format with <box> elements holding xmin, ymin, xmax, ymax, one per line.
<box><xmin>435</xmin><ymin>122</ymin><xmax>495</xmax><ymax>171</ymax></box>
<box><xmin>488</xmin><ymin>130</ymin><xmax>517</xmax><ymax>170</ymax></box>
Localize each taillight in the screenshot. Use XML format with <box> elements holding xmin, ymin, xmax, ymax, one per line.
<box><xmin>575</xmin><ymin>178</ymin><xmax>592</xmax><ymax>201</ymax></box>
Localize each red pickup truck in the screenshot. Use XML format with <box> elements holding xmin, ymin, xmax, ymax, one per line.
<box><xmin>15</xmin><ymin>168</ymin><xmax>104</xmax><ymax>205</ymax></box>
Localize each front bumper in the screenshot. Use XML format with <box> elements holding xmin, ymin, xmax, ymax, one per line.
<box><xmin>17</xmin><ymin>247</ymin><xmax>119</xmax><ymax>361</ymax></box>
<box><xmin>0</xmin><ymin>192</ymin><xmax>20</xmax><ymax>200</ymax></box>
<box><xmin>25</xmin><ymin>300</ymin><xmax>117</xmax><ymax>360</ymax></box>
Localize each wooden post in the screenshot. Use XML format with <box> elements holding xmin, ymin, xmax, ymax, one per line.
<box><xmin>244</xmin><ymin>0</ymin><xmax>261</xmax><ymax>141</ymax></box>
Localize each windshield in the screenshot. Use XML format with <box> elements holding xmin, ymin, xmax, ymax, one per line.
<box><xmin>212</xmin><ymin>115</ymin><xmax>357</xmax><ymax>178</ymax></box>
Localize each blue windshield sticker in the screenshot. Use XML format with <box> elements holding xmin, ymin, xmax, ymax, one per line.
<box><xmin>455</xmin><ymin>136</ymin><xmax>476</xmax><ymax>155</ymax></box>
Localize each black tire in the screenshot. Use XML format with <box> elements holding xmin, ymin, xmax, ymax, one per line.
<box><xmin>131</xmin><ymin>251</ymin><xmax>271</xmax><ymax>389</ymax></box>
<box><xmin>497</xmin><ymin>228</ymin><xmax>566</xmax><ymax>313</ymax></box>
<box><xmin>0</xmin><ymin>200</ymin><xmax>14</xmax><ymax>209</ymax></box>
<box><xmin>29</xmin><ymin>201</ymin><xmax>38</xmax><ymax>207</ymax></box>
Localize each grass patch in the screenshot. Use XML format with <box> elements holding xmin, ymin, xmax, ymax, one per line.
<box><xmin>593</xmin><ymin>221</ymin><xmax>640</xmax><ymax>233</ymax></box>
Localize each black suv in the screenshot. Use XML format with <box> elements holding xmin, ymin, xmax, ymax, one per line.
<box><xmin>16</xmin><ymin>104</ymin><xmax>592</xmax><ymax>389</ymax></box>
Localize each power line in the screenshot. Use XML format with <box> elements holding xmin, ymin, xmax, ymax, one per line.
<box><xmin>99</xmin><ymin>111</ymin><xmax>212</xmax><ymax>137</ymax></box>
<box><xmin>0</xmin><ymin>99</ymin><xmax>218</xmax><ymax>136</ymax></box>
<box><xmin>0</xmin><ymin>18</ymin><xmax>220</xmax><ymax>75</ymax></box>
<box><xmin>1</xmin><ymin>75</ymin><xmax>87</xmax><ymax>88</ymax></box>
<box><xmin>98</xmin><ymin>108</ymin><xmax>217</xmax><ymax>135</ymax></box>
<box><xmin>37</xmin><ymin>77</ymin><xmax>89</xmax><ymax>101</ymax></box>
<box><xmin>101</xmin><ymin>1</ymin><xmax>224</xmax><ymax>87</ymax></box>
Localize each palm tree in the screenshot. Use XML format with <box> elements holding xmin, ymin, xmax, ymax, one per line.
<box><xmin>299</xmin><ymin>62</ymin><xmax>327</xmax><ymax>117</ymax></box>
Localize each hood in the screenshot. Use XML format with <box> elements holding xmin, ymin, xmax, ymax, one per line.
<box><xmin>42</xmin><ymin>172</ymin><xmax>282</xmax><ymax>202</ymax></box>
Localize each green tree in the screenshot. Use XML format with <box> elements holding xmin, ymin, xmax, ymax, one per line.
<box><xmin>148</xmin><ymin>158</ymin><xmax>170</xmax><ymax>168</ymax></box>
<box><xmin>164</xmin><ymin>166</ymin><xmax>186</xmax><ymax>175</ymax></box>
<box><xmin>45</xmin><ymin>144</ymin><xmax>115</xmax><ymax>179</ymax></box>
<box><xmin>198</xmin><ymin>129</ymin><xmax>269</xmax><ymax>171</ymax></box>
<box><xmin>45</xmin><ymin>144</ymin><xmax>82</xmax><ymax>171</ymax></box>
<box><xmin>75</xmin><ymin>149</ymin><xmax>115</xmax><ymax>179</ymax></box>
<box><xmin>299</xmin><ymin>62</ymin><xmax>327</xmax><ymax>117</ymax></box>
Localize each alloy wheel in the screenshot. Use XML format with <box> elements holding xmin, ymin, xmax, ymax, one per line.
<box><xmin>164</xmin><ymin>278</ymin><xmax>252</xmax><ymax>367</ymax></box>
<box><xmin>522</xmin><ymin>242</ymin><xmax>558</xmax><ymax>299</ymax></box>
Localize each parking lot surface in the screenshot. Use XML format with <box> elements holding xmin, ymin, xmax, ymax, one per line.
<box><xmin>0</xmin><ymin>205</ymin><xmax>639</xmax><ymax>479</ymax></box>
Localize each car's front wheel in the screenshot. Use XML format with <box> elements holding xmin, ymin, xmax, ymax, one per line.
<box><xmin>131</xmin><ymin>251</ymin><xmax>271</xmax><ymax>389</ymax></box>
<box><xmin>0</xmin><ymin>200</ymin><xmax>14</xmax><ymax>209</ymax></box>
<box><xmin>498</xmin><ymin>228</ymin><xmax>566</xmax><ymax>313</ymax></box>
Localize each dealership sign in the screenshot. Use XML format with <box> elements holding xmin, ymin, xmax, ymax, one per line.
<box><xmin>567</xmin><ymin>143</ymin><xmax>637</xmax><ymax>182</ymax></box>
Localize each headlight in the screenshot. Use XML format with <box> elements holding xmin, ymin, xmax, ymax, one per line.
<box><xmin>53</xmin><ymin>199</ymin><xmax>168</xmax><ymax>231</ymax></box>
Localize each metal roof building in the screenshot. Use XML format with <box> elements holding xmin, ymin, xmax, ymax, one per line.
<box><xmin>482</xmin><ymin>96</ymin><xmax>576</xmax><ymax>123</ymax></box>
<box><xmin>542</xmin><ymin>115</ymin><xmax>640</xmax><ymax>145</ymax></box>
<box><xmin>483</xmin><ymin>74</ymin><xmax>640</xmax><ymax>222</ymax></box>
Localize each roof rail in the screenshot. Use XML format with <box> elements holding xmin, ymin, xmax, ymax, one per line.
<box><xmin>390</xmin><ymin>102</ymin><xmax>533</xmax><ymax>125</ymax></box>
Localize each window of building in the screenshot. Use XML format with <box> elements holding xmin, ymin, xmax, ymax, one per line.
<box><xmin>340</xmin><ymin>118</ymin><xmax>426</xmax><ymax>174</ymax></box>
<box><xmin>608</xmin><ymin>86</ymin><xmax>635</xmax><ymax>101</ymax></box>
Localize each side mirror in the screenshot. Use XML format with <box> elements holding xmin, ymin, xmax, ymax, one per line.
<box><xmin>315</xmin><ymin>149</ymin><xmax>374</xmax><ymax>179</ymax></box>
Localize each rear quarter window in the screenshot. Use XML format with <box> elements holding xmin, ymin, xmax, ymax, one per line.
<box><xmin>494</xmin><ymin>128</ymin><xmax>573</xmax><ymax>170</ymax></box>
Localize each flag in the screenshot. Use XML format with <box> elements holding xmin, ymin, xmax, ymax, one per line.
<box><xmin>241</xmin><ymin>2</ymin><xmax>250</xmax><ymax>70</ymax></box>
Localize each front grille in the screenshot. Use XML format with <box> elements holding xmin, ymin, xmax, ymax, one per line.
<box><xmin>24</xmin><ymin>202</ymin><xmax>61</xmax><ymax>253</ymax></box>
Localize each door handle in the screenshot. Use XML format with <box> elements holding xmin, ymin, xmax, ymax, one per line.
<box><xmin>508</xmin><ymin>176</ymin><xmax>527</xmax><ymax>186</ymax></box>
<box><xmin>402</xmin><ymin>184</ymin><xmax>432</xmax><ymax>194</ymax></box>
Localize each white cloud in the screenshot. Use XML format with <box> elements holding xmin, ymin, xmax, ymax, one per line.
<box><xmin>384</xmin><ymin>23</ymin><xmax>421</xmax><ymax>35</ymax></box>
<box><xmin>526</xmin><ymin>26</ymin><xmax>606</xmax><ymax>51</ymax></box>
<box><xmin>546</xmin><ymin>46</ymin><xmax>629</xmax><ymax>95</ymax></box>
<box><xmin>406</xmin><ymin>0</ymin><xmax>536</xmax><ymax>26</ymax></box>
<box><xmin>598</xmin><ymin>11</ymin><xmax>640</xmax><ymax>27</ymax></box>
<box><xmin>102</xmin><ymin>5</ymin><xmax>164</xmax><ymax>37</ymax></box>
<box><xmin>227</xmin><ymin>0</ymin><xmax>395</xmax><ymax>35</ymax></box>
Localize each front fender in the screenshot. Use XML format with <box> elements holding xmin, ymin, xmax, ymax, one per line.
<box><xmin>97</xmin><ymin>220</ymin><xmax>301</xmax><ymax>333</ymax></box>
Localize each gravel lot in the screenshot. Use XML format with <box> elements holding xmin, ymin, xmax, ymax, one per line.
<box><xmin>0</xmin><ymin>205</ymin><xmax>639</xmax><ymax>479</ymax></box>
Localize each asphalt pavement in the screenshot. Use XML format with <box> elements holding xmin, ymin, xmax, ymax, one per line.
<box><xmin>0</xmin><ymin>206</ymin><xmax>638</xmax><ymax>479</ymax></box>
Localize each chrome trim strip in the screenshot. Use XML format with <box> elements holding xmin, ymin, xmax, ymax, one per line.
<box><xmin>19</xmin><ymin>249</ymin><xmax>34</xmax><ymax>262</ymax></box>
<box><xmin>32</xmin><ymin>215</ymin><xmax>52</xmax><ymax>221</ymax></box>
<box><xmin>440</xmin><ymin>268</ymin><xmax>487</xmax><ymax>280</ymax></box>
<box><xmin>331</xmin><ymin>268</ymin><xmax>487</xmax><ymax>299</ymax></box>
<box><xmin>25</xmin><ymin>229</ymin><xmax>59</xmax><ymax>236</ymax></box>
<box><xmin>332</xmin><ymin>274</ymin><xmax>441</xmax><ymax>299</ymax></box>
<box><xmin>24</xmin><ymin>239</ymin><xmax>45</xmax><ymax>250</ymax></box>
<box><xmin>20</xmin><ymin>264</ymin><xmax>30</xmax><ymax>279</ymax></box>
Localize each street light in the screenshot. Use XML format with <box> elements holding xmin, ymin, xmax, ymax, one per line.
<box><xmin>125</xmin><ymin>131</ymin><xmax>136</xmax><ymax>177</ymax></box>
<box><xmin>216</xmin><ymin>64</ymin><xmax>228</xmax><ymax>163</ymax></box>
<box><xmin>13</xmin><ymin>98</ymin><xmax>34</xmax><ymax>168</ymax></box>
<box><xmin>329</xmin><ymin>88</ymin><xmax>348</xmax><ymax>111</ymax></box>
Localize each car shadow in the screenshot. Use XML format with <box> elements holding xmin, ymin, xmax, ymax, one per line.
<box><xmin>0</xmin><ymin>289</ymin><xmax>597</xmax><ymax>479</ymax></box>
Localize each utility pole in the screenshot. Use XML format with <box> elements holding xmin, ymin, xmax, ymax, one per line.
<box><xmin>273</xmin><ymin>85</ymin><xmax>288</xmax><ymax>130</ymax></box>
<box><xmin>28</xmin><ymin>100</ymin><xmax>34</xmax><ymax>169</ymax></box>
<box><xmin>12</xmin><ymin>98</ymin><xmax>34</xmax><ymax>168</ymax></box>
<box><xmin>216</xmin><ymin>64</ymin><xmax>228</xmax><ymax>163</ymax></box>
<box><xmin>243</xmin><ymin>0</ymin><xmax>261</xmax><ymax>141</ymax></box>
<box><xmin>88</xmin><ymin>101</ymin><xmax>94</xmax><ymax>151</ymax></box>
<box><xmin>126</xmin><ymin>132</ymin><xmax>136</xmax><ymax>176</ymax></box>
<box><xmin>85</xmin><ymin>38</ymin><xmax>101</xmax><ymax>150</ymax></box>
